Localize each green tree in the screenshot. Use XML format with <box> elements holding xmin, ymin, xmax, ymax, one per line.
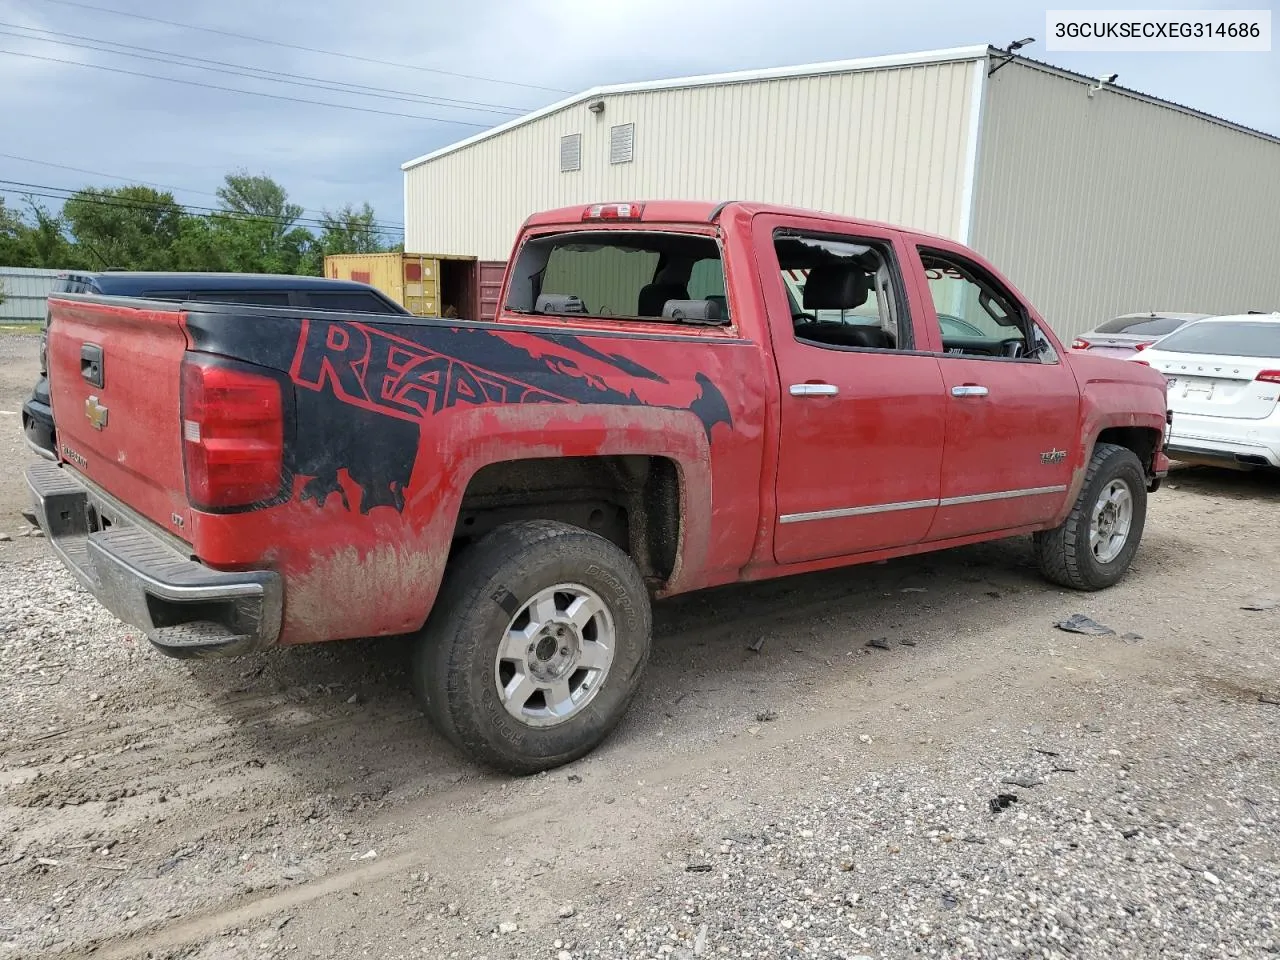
<box><xmin>0</xmin><ymin>197</ymin><xmax>81</xmax><ymax>268</ymax></box>
<box><xmin>24</xmin><ymin>201</ymin><xmax>82</xmax><ymax>268</ymax></box>
<box><xmin>210</xmin><ymin>214</ymin><xmax>312</xmax><ymax>274</ymax></box>
<box><xmin>171</xmin><ymin>214</ymin><xmax>226</xmax><ymax>272</ymax></box>
<box><xmin>0</xmin><ymin>197</ymin><xmax>22</xmax><ymax>265</ymax></box>
<box><xmin>213</xmin><ymin>171</ymin><xmax>312</xmax><ymax>273</ymax></box>
<box><xmin>217</xmin><ymin>171</ymin><xmax>303</xmax><ymax>233</ymax></box>
<box><xmin>6</xmin><ymin>170</ymin><xmax>393</xmax><ymax>278</ymax></box>
<box><xmin>319</xmin><ymin>202</ymin><xmax>384</xmax><ymax>254</ymax></box>
<box><xmin>301</xmin><ymin>203</ymin><xmax>395</xmax><ymax>275</ymax></box>
<box><xmin>62</xmin><ymin>186</ymin><xmax>183</xmax><ymax>270</ymax></box>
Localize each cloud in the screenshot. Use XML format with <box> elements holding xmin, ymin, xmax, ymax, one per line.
<box><xmin>1</xmin><ymin>0</ymin><xmax>1276</xmax><ymax>245</ymax></box>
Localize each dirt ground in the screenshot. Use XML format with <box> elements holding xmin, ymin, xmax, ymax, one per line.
<box><xmin>1</xmin><ymin>329</ymin><xmax>1278</xmax><ymax>959</ymax></box>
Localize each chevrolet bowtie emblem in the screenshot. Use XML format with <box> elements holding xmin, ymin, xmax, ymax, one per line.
<box><xmin>85</xmin><ymin>395</ymin><xmax>109</xmax><ymax>431</ymax></box>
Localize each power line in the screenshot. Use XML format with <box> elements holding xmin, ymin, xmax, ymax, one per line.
<box><xmin>33</xmin><ymin>0</ymin><xmax>573</xmax><ymax>94</ymax></box>
<box><xmin>0</xmin><ymin>152</ymin><xmax>405</xmax><ymax>229</ymax></box>
<box><xmin>0</xmin><ymin>49</ymin><xmax>500</xmax><ymax>127</ymax></box>
<box><xmin>0</xmin><ymin>153</ymin><xmax>224</xmax><ymax>200</ymax></box>
<box><xmin>0</xmin><ymin>23</ymin><xmax>529</xmax><ymax>116</ymax></box>
<box><xmin>1</xmin><ymin>181</ymin><xmax>404</xmax><ymax>237</ymax></box>
<box><xmin>0</xmin><ymin>180</ymin><xmax>404</xmax><ymax>237</ymax></box>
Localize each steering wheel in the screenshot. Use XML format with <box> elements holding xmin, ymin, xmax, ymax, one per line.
<box><xmin>999</xmin><ymin>337</ymin><xmax>1025</xmax><ymax>358</ymax></box>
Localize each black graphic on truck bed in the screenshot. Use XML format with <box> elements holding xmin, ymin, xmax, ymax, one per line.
<box><xmin>286</xmin><ymin>319</ymin><xmax>732</xmax><ymax>513</ymax></box>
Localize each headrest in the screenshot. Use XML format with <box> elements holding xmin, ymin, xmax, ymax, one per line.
<box><xmin>535</xmin><ymin>293</ymin><xmax>586</xmax><ymax>314</ymax></box>
<box><xmin>803</xmin><ymin>265</ymin><xmax>870</xmax><ymax>310</ymax></box>
<box><xmin>661</xmin><ymin>299</ymin><xmax>726</xmax><ymax>323</ymax></box>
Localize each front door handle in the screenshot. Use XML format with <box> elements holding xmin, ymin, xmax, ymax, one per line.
<box><xmin>790</xmin><ymin>383</ymin><xmax>839</xmax><ymax>397</ymax></box>
<box><xmin>951</xmin><ymin>384</ymin><xmax>988</xmax><ymax>398</ymax></box>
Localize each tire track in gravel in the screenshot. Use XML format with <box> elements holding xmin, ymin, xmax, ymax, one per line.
<box><xmin>46</xmin><ymin>623</ymin><xmax>1233</xmax><ymax>960</ymax></box>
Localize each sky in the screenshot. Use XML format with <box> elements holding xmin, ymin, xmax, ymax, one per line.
<box><xmin>1</xmin><ymin>0</ymin><xmax>1277</xmax><ymax>243</ymax></box>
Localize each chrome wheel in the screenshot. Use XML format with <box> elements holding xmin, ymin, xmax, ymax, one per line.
<box><xmin>1090</xmin><ymin>478</ymin><xmax>1133</xmax><ymax>564</ymax></box>
<box><xmin>493</xmin><ymin>583</ymin><xmax>615</xmax><ymax>728</ymax></box>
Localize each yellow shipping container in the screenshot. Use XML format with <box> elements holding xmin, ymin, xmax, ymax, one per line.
<box><xmin>324</xmin><ymin>252</ymin><xmax>503</xmax><ymax>320</ymax></box>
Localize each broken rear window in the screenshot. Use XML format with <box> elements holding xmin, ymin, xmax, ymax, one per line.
<box><xmin>505</xmin><ymin>231</ymin><xmax>729</xmax><ymax>324</ymax></box>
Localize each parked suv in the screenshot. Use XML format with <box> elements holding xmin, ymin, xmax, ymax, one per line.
<box><xmin>22</xmin><ymin>272</ymin><xmax>408</xmax><ymax>459</ymax></box>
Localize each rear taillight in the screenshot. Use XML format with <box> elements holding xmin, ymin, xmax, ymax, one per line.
<box><xmin>1133</xmin><ymin>341</ymin><xmax>1154</xmax><ymax>351</ymax></box>
<box><xmin>1071</xmin><ymin>338</ymin><xmax>1090</xmax><ymax>350</ymax></box>
<box><xmin>1256</xmin><ymin>370</ymin><xmax>1280</xmax><ymax>384</ymax></box>
<box><xmin>181</xmin><ymin>355</ymin><xmax>284</xmax><ymax>511</ymax></box>
<box><xmin>1132</xmin><ymin>360</ymin><xmax>1151</xmax><ymax>366</ymax></box>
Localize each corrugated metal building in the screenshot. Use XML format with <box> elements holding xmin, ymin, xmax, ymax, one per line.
<box><xmin>402</xmin><ymin>45</ymin><xmax>1280</xmax><ymax>340</ymax></box>
<box><xmin>0</xmin><ymin>266</ymin><xmax>64</xmax><ymax>323</ymax></box>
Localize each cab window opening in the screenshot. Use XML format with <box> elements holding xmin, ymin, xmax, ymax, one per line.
<box><xmin>505</xmin><ymin>231</ymin><xmax>730</xmax><ymax>326</ymax></box>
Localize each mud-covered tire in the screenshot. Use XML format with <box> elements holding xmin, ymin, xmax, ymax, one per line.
<box><xmin>1034</xmin><ymin>442</ymin><xmax>1147</xmax><ymax>591</ymax></box>
<box><xmin>413</xmin><ymin>520</ymin><xmax>652</xmax><ymax>775</ymax></box>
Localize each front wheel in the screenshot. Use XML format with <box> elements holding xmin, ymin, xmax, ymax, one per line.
<box><xmin>413</xmin><ymin>520</ymin><xmax>652</xmax><ymax>774</ymax></box>
<box><xmin>1034</xmin><ymin>442</ymin><xmax>1147</xmax><ymax>591</ymax></box>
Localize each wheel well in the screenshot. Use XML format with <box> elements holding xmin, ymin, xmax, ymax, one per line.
<box><xmin>453</xmin><ymin>456</ymin><xmax>682</xmax><ymax>586</ymax></box>
<box><xmin>1096</xmin><ymin>426</ymin><xmax>1159</xmax><ymax>472</ymax></box>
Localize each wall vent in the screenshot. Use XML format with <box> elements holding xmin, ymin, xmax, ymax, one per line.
<box><xmin>560</xmin><ymin>133</ymin><xmax>582</xmax><ymax>173</ymax></box>
<box><xmin>609</xmin><ymin>123</ymin><xmax>635</xmax><ymax>164</ymax></box>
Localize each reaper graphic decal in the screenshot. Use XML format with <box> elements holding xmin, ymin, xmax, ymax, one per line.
<box><xmin>286</xmin><ymin>319</ymin><xmax>733</xmax><ymax>514</ymax></box>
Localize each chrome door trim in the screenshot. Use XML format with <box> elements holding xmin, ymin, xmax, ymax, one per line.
<box><xmin>777</xmin><ymin>485</ymin><xmax>1067</xmax><ymax>524</ymax></box>
<box><xmin>779</xmin><ymin>498</ymin><xmax>939</xmax><ymax>524</ymax></box>
<box><xmin>938</xmin><ymin>484</ymin><xmax>1066</xmax><ymax>506</ymax></box>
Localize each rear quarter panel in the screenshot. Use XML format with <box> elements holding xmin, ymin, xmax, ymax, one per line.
<box><xmin>183</xmin><ymin>309</ymin><xmax>766</xmax><ymax>645</ymax></box>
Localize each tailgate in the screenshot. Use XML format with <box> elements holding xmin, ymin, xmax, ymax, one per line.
<box><xmin>46</xmin><ymin>297</ymin><xmax>191</xmax><ymax>536</ymax></box>
<box><xmin>1154</xmin><ymin>354</ymin><xmax>1280</xmax><ymax>421</ymax></box>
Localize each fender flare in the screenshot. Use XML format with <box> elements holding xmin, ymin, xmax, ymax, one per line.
<box><xmin>407</xmin><ymin>403</ymin><xmax>715</xmax><ymax>611</ymax></box>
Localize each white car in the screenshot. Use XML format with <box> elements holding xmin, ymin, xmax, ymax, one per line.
<box><xmin>1131</xmin><ymin>313</ymin><xmax>1280</xmax><ymax>470</ymax></box>
<box><xmin>1072</xmin><ymin>311</ymin><xmax>1212</xmax><ymax>358</ymax></box>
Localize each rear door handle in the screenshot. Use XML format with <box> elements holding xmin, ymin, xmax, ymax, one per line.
<box><xmin>789</xmin><ymin>383</ymin><xmax>839</xmax><ymax>397</ymax></box>
<box><xmin>950</xmin><ymin>384</ymin><xmax>988</xmax><ymax>398</ymax></box>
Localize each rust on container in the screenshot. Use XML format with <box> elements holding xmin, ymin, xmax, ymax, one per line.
<box><xmin>479</xmin><ymin>260</ymin><xmax>506</xmax><ymax>322</ymax></box>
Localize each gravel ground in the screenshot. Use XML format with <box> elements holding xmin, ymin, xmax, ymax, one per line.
<box><xmin>580</xmin><ymin>701</ymin><xmax>1280</xmax><ymax>960</ymax></box>
<box><xmin>2</xmin><ymin>330</ymin><xmax>1279</xmax><ymax>960</ymax></box>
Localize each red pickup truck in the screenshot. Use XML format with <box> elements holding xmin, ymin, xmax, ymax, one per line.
<box><xmin>28</xmin><ymin>200</ymin><xmax>1170</xmax><ymax>773</ymax></box>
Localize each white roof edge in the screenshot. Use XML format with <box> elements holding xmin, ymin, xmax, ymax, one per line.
<box><xmin>401</xmin><ymin>44</ymin><xmax>991</xmax><ymax>171</ymax></box>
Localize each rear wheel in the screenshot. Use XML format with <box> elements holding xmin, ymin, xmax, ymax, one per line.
<box><xmin>413</xmin><ymin>520</ymin><xmax>652</xmax><ymax>774</ymax></box>
<box><xmin>1034</xmin><ymin>442</ymin><xmax>1147</xmax><ymax>590</ymax></box>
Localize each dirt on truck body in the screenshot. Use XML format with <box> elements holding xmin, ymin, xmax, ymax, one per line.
<box><xmin>27</xmin><ymin>199</ymin><xmax>1170</xmax><ymax>773</ymax></box>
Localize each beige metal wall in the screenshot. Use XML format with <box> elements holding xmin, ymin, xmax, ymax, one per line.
<box><xmin>404</xmin><ymin>59</ymin><xmax>983</xmax><ymax>260</ymax></box>
<box><xmin>969</xmin><ymin>61</ymin><xmax>1280</xmax><ymax>341</ymax></box>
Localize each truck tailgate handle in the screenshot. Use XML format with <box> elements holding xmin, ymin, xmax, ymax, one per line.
<box><xmin>80</xmin><ymin>343</ymin><xmax>104</xmax><ymax>388</ymax></box>
<box><xmin>951</xmin><ymin>384</ymin><xmax>988</xmax><ymax>398</ymax></box>
<box><xmin>789</xmin><ymin>383</ymin><xmax>839</xmax><ymax>397</ymax></box>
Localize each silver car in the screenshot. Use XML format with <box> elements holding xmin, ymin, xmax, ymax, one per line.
<box><xmin>1071</xmin><ymin>312</ymin><xmax>1212</xmax><ymax>358</ymax></box>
